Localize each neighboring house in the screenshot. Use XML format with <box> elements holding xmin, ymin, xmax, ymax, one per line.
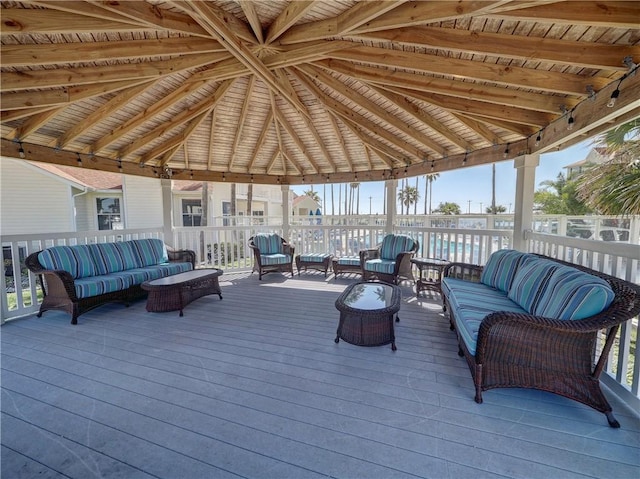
<box><xmin>564</xmin><ymin>147</ymin><xmax>611</xmax><ymax>179</ymax></box>
<box><xmin>291</xmin><ymin>193</ymin><xmax>321</xmax><ymax>218</ymax></box>
<box><xmin>0</xmin><ymin>158</ymin><xmax>288</xmax><ymax>235</ymax></box>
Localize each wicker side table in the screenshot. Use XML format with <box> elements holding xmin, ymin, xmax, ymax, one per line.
<box><xmin>295</xmin><ymin>253</ymin><xmax>333</xmax><ymax>277</ymax></box>
<box><xmin>141</xmin><ymin>268</ymin><xmax>223</xmax><ymax>316</ymax></box>
<box><xmin>411</xmin><ymin>257</ymin><xmax>450</xmax><ymax>298</ymax></box>
<box><xmin>334</xmin><ymin>281</ymin><xmax>401</xmax><ymax>351</ymax></box>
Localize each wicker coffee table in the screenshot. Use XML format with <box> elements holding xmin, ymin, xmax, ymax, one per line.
<box><xmin>334</xmin><ymin>281</ymin><xmax>401</xmax><ymax>351</ymax></box>
<box><xmin>141</xmin><ymin>268</ymin><xmax>223</xmax><ymax>316</ymax></box>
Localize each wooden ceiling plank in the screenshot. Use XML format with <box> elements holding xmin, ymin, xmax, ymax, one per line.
<box><xmin>1</xmin><ymin>105</ymin><xmax>60</xmax><ymax>123</ymax></box>
<box><xmin>91</xmin><ymin>79</ymin><xmax>219</xmax><ymax>154</ymax></box>
<box><xmin>265</xmin><ymin>1</ymin><xmax>316</xmax><ymax>44</ymax></box>
<box><xmin>265</xmin><ymin>146</ymin><xmax>280</xmax><ymax>175</ymax></box>
<box><xmin>1</xmin><ymin>52</ymin><xmax>229</xmax><ymax>92</ymax></box>
<box><xmin>275</xmin><ymin>107</ymin><xmax>321</xmax><ymax>174</ymax></box>
<box><xmin>144</xmin><ymin>110</ymin><xmax>212</xmax><ymax>165</ymax></box>
<box><xmin>295</xmin><ymin>68</ymin><xmax>425</xmax><ymax>164</ymax></box>
<box><xmin>238</xmin><ymin>0</ymin><xmax>265</xmax><ymax>44</ymax></box>
<box><xmin>352</xmin><ymin>25</ymin><xmax>638</xmax><ymax>71</ymax></box>
<box><xmin>337</xmin><ymin>116</ymin><xmax>395</xmax><ymax>169</ymax></box>
<box><xmin>1</xmin><ymin>37</ymin><xmax>225</xmax><ymax>67</ymax></box>
<box><xmin>247</xmin><ymin>110</ymin><xmax>274</xmax><ymax>172</ymax></box>
<box><xmin>369</xmin><ymin>85</ymin><xmax>476</xmax><ymax>152</ymax></box>
<box><xmin>186</xmin><ymin>1</ymin><xmax>312</xmax><ymax>122</ymax></box>
<box><xmin>298</xmin><ymin>64</ymin><xmax>444</xmax><ymax>154</ymax></box>
<box><xmin>57</xmin><ymin>82</ymin><xmax>156</xmax><ymax>149</ymax></box>
<box><xmin>449</xmin><ymin>113</ymin><xmax>503</xmax><ymax>145</ymax></box>
<box><xmin>388</xmin><ymin>85</ymin><xmax>555</xmax><ymax>128</ymax></box>
<box><xmin>6</xmin><ymin>107</ymin><xmax>63</xmax><ymax>141</ymax></box>
<box><xmin>324</xmin><ymin>110</ymin><xmax>351</xmax><ymax>170</ymax></box>
<box><xmin>491</xmin><ymin>1</ymin><xmax>640</xmax><ymax>28</ymax></box>
<box><xmin>462</xmin><ymin>113</ymin><xmax>538</xmax><ymax>137</ymax></box>
<box><xmin>336</xmin><ymin>0</ymin><xmax>406</xmax><ymax>35</ymax></box>
<box><xmin>318</xmin><ymin>59</ymin><xmax>576</xmax><ymax>114</ymax></box>
<box><xmin>208</xmin><ymin>108</ymin><xmax>217</xmax><ymax>170</ymax></box>
<box><xmin>1</xmin><ymin>77</ymin><xmax>151</xmax><ymax>111</ymax></box>
<box><xmin>330</xmin><ymin>46</ymin><xmax>608</xmax><ymax>95</ymax></box>
<box><xmin>229</xmin><ymin>76</ymin><xmax>256</xmax><ymax>171</ymax></box>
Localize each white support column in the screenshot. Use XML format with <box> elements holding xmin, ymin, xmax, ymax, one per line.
<box><xmin>281</xmin><ymin>185</ymin><xmax>290</xmax><ymax>239</ymax></box>
<box><xmin>513</xmin><ymin>154</ymin><xmax>539</xmax><ymax>252</ymax></box>
<box><xmin>161</xmin><ymin>179</ymin><xmax>174</xmax><ymax>245</ymax></box>
<box><xmin>385</xmin><ymin>179</ymin><xmax>397</xmax><ymax>234</ymax></box>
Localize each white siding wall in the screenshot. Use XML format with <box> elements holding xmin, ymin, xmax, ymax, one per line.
<box><xmin>0</xmin><ymin>158</ymin><xmax>73</xmax><ymax>234</ymax></box>
<box><xmin>123</xmin><ymin>175</ymin><xmax>163</xmax><ymax>228</ymax></box>
<box><xmin>74</xmin><ymin>193</ymin><xmax>92</xmax><ymax>231</ymax></box>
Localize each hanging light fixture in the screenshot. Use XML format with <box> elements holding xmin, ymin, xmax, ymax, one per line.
<box><xmin>18</xmin><ymin>142</ymin><xmax>25</xmax><ymax>158</ymax></box>
<box><xmin>567</xmin><ymin>111</ymin><xmax>575</xmax><ymax>130</ymax></box>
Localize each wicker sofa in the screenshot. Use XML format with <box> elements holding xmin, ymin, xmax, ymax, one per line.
<box><xmin>26</xmin><ymin>239</ymin><xmax>195</xmax><ymax>324</ymax></box>
<box><xmin>442</xmin><ymin>249</ymin><xmax>640</xmax><ymax>428</ymax></box>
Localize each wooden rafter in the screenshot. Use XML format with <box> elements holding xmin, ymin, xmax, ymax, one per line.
<box><xmin>229</xmin><ymin>76</ymin><xmax>256</xmax><ymax>172</ymax></box>
<box><xmin>265</xmin><ymin>1</ymin><xmax>315</xmax><ymax>44</ymax></box>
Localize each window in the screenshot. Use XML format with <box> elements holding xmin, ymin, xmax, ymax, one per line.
<box><xmin>96</xmin><ymin>197</ymin><xmax>122</xmax><ymax>230</ymax></box>
<box><xmin>182</xmin><ymin>199</ymin><xmax>202</xmax><ymax>227</ymax></box>
<box><xmin>222</xmin><ymin>201</ymin><xmax>231</xmax><ymax>226</ymax></box>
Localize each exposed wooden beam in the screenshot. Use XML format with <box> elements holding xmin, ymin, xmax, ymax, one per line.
<box><xmin>298</xmin><ymin>64</ymin><xmax>444</xmax><ymax>154</ymax></box>
<box><xmin>247</xmin><ymin>110</ymin><xmax>274</xmax><ymax>172</ymax></box>
<box><xmin>1</xmin><ymin>53</ymin><xmax>229</xmax><ymax>92</ymax></box>
<box><xmin>265</xmin><ymin>1</ymin><xmax>315</xmax><ymax>44</ymax></box>
<box><xmin>317</xmin><ymin>59</ymin><xmax>577</xmax><ymax>113</ymax></box>
<box><xmin>330</xmin><ymin>46</ymin><xmax>608</xmax><ymax>95</ymax></box>
<box><xmin>186</xmin><ymin>1</ymin><xmax>312</xmax><ymax>122</ymax></box>
<box><xmin>239</xmin><ymin>0</ymin><xmax>265</xmax><ymax>44</ymax></box>
<box><xmin>1</xmin><ymin>37</ymin><xmax>224</xmax><ymax>67</ymax></box>
<box><xmin>351</xmin><ymin>25</ymin><xmax>638</xmax><ymax>71</ymax></box>
<box><xmin>491</xmin><ymin>1</ymin><xmax>640</xmax><ymax>28</ymax></box>
<box><xmin>144</xmin><ymin>110</ymin><xmax>212</xmax><ymax>165</ymax></box>
<box><xmin>6</xmin><ymin>107</ymin><xmax>63</xmax><ymax>141</ymax></box>
<box><xmin>229</xmin><ymin>77</ymin><xmax>256</xmax><ymax>172</ymax></box>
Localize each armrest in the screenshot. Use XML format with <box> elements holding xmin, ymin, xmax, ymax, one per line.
<box><xmin>360</xmin><ymin>248</ymin><xmax>379</xmax><ymax>261</ymax></box>
<box><xmin>443</xmin><ymin>262</ymin><xmax>483</xmax><ymax>282</ymax></box>
<box><xmin>283</xmin><ymin>244</ymin><xmax>295</xmax><ymax>255</ymax></box>
<box><xmin>38</xmin><ymin>269</ymin><xmax>79</xmax><ymax>300</ymax></box>
<box><xmin>168</xmin><ymin>248</ymin><xmax>196</xmax><ymax>268</ymax></box>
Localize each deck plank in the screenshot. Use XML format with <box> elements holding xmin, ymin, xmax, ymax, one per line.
<box><xmin>2</xmin><ymin>272</ymin><xmax>639</xmax><ymax>479</ymax></box>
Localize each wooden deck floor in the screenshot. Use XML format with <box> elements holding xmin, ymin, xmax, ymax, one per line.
<box><xmin>2</xmin><ymin>272</ymin><xmax>639</xmax><ymax>479</ymax></box>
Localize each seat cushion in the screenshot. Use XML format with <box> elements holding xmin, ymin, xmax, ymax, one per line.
<box><xmin>442</xmin><ymin>277</ymin><xmax>527</xmax><ymax>355</ymax></box>
<box><xmin>364</xmin><ymin>258</ymin><xmax>395</xmax><ymax>275</ymax></box>
<box><xmin>507</xmin><ymin>259</ymin><xmax>559</xmax><ymax>313</ymax></box>
<box><xmin>253</xmin><ymin>234</ymin><xmax>283</xmax><ymax>255</ymax></box>
<box><xmin>131</xmin><ymin>238</ymin><xmax>168</xmax><ymax>267</ymax></box>
<box><xmin>38</xmin><ymin>245</ymin><xmax>97</xmax><ymax>279</ymax></box>
<box><xmin>379</xmin><ymin>234</ymin><xmax>416</xmax><ymax>260</ymax></box>
<box><xmin>480</xmin><ymin>249</ymin><xmax>534</xmax><ymax>293</ymax></box>
<box><xmin>74</xmin><ymin>274</ymin><xmax>132</xmax><ymax>299</ymax></box>
<box><xmin>337</xmin><ymin>256</ymin><xmax>360</xmax><ymax>266</ymax></box>
<box><xmin>299</xmin><ymin>253</ymin><xmax>331</xmax><ymax>263</ymax></box>
<box><xmin>133</xmin><ymin>262</ymin><xmax>193</xmax><ymax>282</ymax></box>
<box><xmin>534</xmin><ymin>265</ymin><xmax>615</xmax><ymax>320</ymax></box>
<box><xmin>261</xmin><ymin>253</ymin><xmax>290</xmax><ymax>265</ymax></box>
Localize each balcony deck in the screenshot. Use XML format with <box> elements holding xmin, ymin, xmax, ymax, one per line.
<box><xmin>2</xmin><ymin>271</ymin><xmax>639</xmax><ymax>479</ymax></box>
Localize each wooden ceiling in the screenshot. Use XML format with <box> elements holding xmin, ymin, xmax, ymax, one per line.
<box><xmin>2</xmin><ymin>1</ymin><xmax>639</xmax><ymax>185</ymax></box>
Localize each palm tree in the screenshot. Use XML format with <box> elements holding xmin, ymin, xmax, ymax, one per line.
<box><xmin>397</xmin><ymin>185</ymin><xmax>420</xmax><ymax>215</ymax></box>
<box><xmin>425</xmin><ymin>173</ymin><xmax>439</xmax><ymax>214</ymax></box>
<box><xmin>303</xmin><ymin>189</ymin><xmax>321</xmax><ymax>203</ymax></box>
<box><xmin>413</xmin><ymin>176</ymin><xmax>419</xmax><ymax>215</ymax></box>
<box><xmin>246</xmin><ymin>183</ymin><xmax>253</xmax><ymax>219</ymax></box>
<box><xmin>491</xmin><ymin>163</ymin><xmax>496</xmax><ymax>214</ymax></box>
<box><xmin>576</xmin><ymin>119</ymin><xmax>640</xmax><ymax>215</ymax></box>
<box><xmin>331</xmin><ymin>183</ymin><xmax>335</xmax><ymax>216</ymax></box>
<box><xmin>434</xmin><ymin>201</ymin><xmax>461</xmax><ymax>215</ymax></box>
<box><xmin>349</xmin><ymin>182</ymin><xmax>360</xmax><ymax>215</ymax></box>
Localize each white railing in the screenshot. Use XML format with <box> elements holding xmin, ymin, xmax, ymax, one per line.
<box><xmin>2</xmin><ymin>219</ymin><xmax>638</xmax><ymax>413</ymax></box>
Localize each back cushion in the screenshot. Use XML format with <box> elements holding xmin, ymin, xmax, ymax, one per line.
<box><xmin>37</xmin><ymin>245</ymin><xmax>96</xmax><ymax>279</ymax></box>
<box><xmin>131</xmin><ymin>238</ymin><xmax>168</xmax><ymax>267</ymax></box>
<box><xmin>89</xmin><ymin>243</ymin><xmax>128</xmax><ymax>274</ymax></box>
<box><xmin>507</xmin><ymin>259</ymin><xmax>559</xmax><ymax>313</ymax></box>
<box><xmin>253</xmin><ymin>233</ymin><xmax>283</xmax><ymax>255</ymax></box>
<box><xmin>534</xmin><ymin>265</ymin><xmax>615</xmax><ymax>320</ymax></box>
<box><xmin>480</xmin><ymin>249</ymin><xmax>533</xmax><ymax>292</ymax></box>
<box><xmin>379</xmin><ymin>234</ymin><xmax>415</xmax><ymax>260</ymax></box>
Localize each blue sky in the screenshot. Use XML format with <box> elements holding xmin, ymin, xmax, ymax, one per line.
<box><xmin>291</xmin><ymin>139</ymin><xmax>593</xmax><ymax>215</ymax></box>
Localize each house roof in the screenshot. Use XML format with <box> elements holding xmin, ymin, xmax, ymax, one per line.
<box><xmin>31</xmin><ymin>162</ymin><xmax>122</xmax><ymax>190</ymax></box>
<box><xmin>2</xmin><ymin>1</ymin><xmax>639</xmax><ymax>186</ymax></box>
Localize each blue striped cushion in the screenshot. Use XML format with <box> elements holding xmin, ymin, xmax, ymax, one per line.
<box><xmin>379</xmin><ymin>234</ymin><xmax>415</xmax><ymax>260</ymax></box>
<box><xmin>480</xmin><ymin>249</ymin><xmax>534</xmax><ymax>292</ymax></box>
<box><xmin>261</xmin><ymin>253</ymin><xmax>290</xmax><ymax>265</ymax></box>
<box><xmin>300</xmin><ymin>253</ymin><xmax>331</xmax><ymax>263</ymax></box>
<box><xmin>134</xmin><ymin>262</ymin><xmax>193</xmax><ymax>281</ymax></box>
<box><xmin>254</xmin><ymin>234</ymin><xmax>283</xmax><ymax>255</ymax></box>
<box><xmin>442</xmin><ymin>278</ymin><xmax>527</xmax><ymax>355</ymax></box>
<box><xmin>337</xmin><ymin>256</ymin><xmax>360</xmax><ymax>266</ymax></box>
<box><xmin>112</xmin><ymin>241</ymin><xmax>140</xmax><ymax>270</ymax></box>
<box><xmin>89</xmin><ymin>243</ymin><xmax>127</xmax><ymax>274</ymax></box>
<box><xmin>74</xmin><ymin>274</ymin><xmax>131</xmax><ymax>299</ymax></box>
<box><xmin>38</xmin><ymin>245</ymin><xmax>97</xmax><ymax>279</ymax></box>
<box><xmin>364</xmin><ymin>259</ymin><xmax>395</xmax><ymax>274</ymax></box>
<box><xmin>507</xmin><ymin>259</ymin><xmax>559</xmax><ymax>313</ymax></box>
<box><xmin>132</xmin><ymin>239</ymin><xmax>168</xmax><ymax>267</ymax></box>
<box><xmin>535</xmin><ymin>265</ymin><xmax>614</xmax><ymax>320</ymax></box>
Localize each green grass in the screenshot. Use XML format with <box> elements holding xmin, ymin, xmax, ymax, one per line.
<box><xmin>7</xmin><ymin>288</ymin><xmax>43</xmax><ymax>310</ymax></box>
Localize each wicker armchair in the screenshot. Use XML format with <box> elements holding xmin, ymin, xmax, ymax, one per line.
<box><xmin>360</xmin><ymin>234</ymin><xmax>418</xmax><ymax>284</ymax></box>
<box><xmin>248</xmin><ymin>233</ymin><xmax>295</xmax><ymax>280</ymax></box>
<box><xmin>442</xmin><ymin>255</ymin><xmax>640</xmax><ymax>427</ymax></box>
